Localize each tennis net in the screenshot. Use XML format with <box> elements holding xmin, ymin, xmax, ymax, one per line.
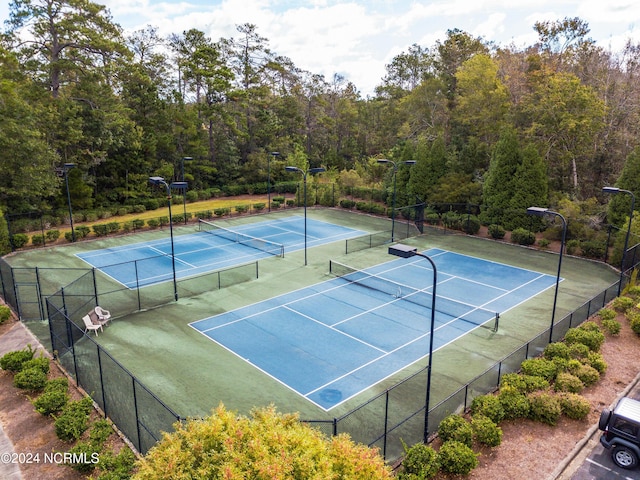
<box><xmin>329</xmin><ymin>260</ymin><xmax>498</xmax><ymax>332</ymax></box>
<box><xmin>198</xmin><ymin>219</ymin><xmax>284</xmax><ymax>257</ymax></box>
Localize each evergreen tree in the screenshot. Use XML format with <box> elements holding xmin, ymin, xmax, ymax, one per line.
<box><xmin>481</xmin><ymin>128</ymin><xmax>521</xmax><ymax>228</ymax></box>
<box><xmin>510</xmin><ymin>144</ymin><xmax>549</xmax><ymax>229</ymax></box>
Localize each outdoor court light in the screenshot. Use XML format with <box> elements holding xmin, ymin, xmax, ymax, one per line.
<box><xmin>603</xmin><ymin>186</ymin><xmax>636</xmax><ymax>296</ymax></box>
<box><xmin>377</xmin><ymin>159</ymin><xmax>416</xmax><ymax>241</ymax></box>
<box><xmin>388</xmin><ymin>243</ymin><xmax>436</xmax><ymax>444</ymax></box>
<box><xmin>527</xmin><ymin>207</ymin><xmax>566</xmax><ymax>343</ymax></box>
<box><xmin>149</xmin><ymin>176</ymin><xmax>179</xmax><ymax>301</ymax></box>
<box><xmin>285</xmin><ymin>166</ymin><xmax>326</xmax><ymax>265</ymax></box>
<box><xmin>180</xmin><ymin>157</ymin><xmax>192</xmax><ymax>224</ymax></box>
<box><xmin>63</xmin><ymin>163</ymin><xmax>76</xmax><ymax>242</ymax></box>
<box><xmin>269</xmin><ymin>152</ymin><xmax>280</xmax><ymax>212</ymax></box>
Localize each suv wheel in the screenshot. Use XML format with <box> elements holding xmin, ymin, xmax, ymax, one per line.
<box><xmin>612</xmin><ymin>445</ymin><xmax>639</xmax><ymax>469</ymax></box>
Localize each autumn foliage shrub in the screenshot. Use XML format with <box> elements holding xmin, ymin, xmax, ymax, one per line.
<box><xmin>527</xmin><ymin>392</ymin><xmax>562</xmax><ymax>426</ymax></box>
<box><xmin>133</xmin><ymin>404</ymin><xmax>392</xmax><ymax>479</ymax></box>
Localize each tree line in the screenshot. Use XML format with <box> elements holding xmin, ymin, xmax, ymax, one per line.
<box><xmin>2</xmin><ymin>2</ymin><xmax>640</xmax><ymax>241</ymax></box>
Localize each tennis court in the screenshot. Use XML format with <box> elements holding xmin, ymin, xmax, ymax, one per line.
<box><xmin>191</xmin><ymin>247</ymin><xmax>559</xmax><ymax>410</ymax></box>
<box><xmin>76</xmin><ymin>216</ymin><xmax>366</xmax><ymax>288</ymax></box>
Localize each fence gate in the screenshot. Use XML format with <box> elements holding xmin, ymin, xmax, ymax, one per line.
<box><xmin>15</xmin><ymin>281</ymin><xmax>44</xmax><ymax>321</ymax></box>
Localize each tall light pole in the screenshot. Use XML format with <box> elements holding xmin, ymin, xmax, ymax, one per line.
<box><xmin>149</xmin><ymin>177</ymin><xmax>188</xmax><ymax>301</ymax></box>
<box><xmin>285</xmin><ymin>166</ymin><xmax>325</xmax><ymax>265</ymax></box>
<box><xmin>377</xmin><ymin>159</ymin><xmax>416</xmax><ymax>241</ymax></box>
<box><xmin>269</xmin><ymin>152</ymin><xmax>280</xmax><ymax>212</ymax></box>
<box><xmin>388</xmin><ymin>243</ymin><xmax>437</xmax><ymax>443</ymax></box>
<box><xmin>527</xmin><ymin>207</ymin><xmax>566</xmax><ymax>343</ymax></box>
<box><xmin>181</xmin><ymin>157</ymin><xmax>192</xmax><ymax>224</ymax></box>
<box><xmin>603</xmin><ymin>187</ymin><xmax>636</xmax><ymax>296</ymax></box>
<box><xmin>63</xmin><ymin>163</ymin><xmax>76</xmax><ymax>242</ymax></box>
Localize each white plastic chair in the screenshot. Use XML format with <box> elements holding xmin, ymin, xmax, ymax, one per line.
<box><xmin>94</xmin><ymin>306</ymin><xmax>111</xmax><ymax>324</ymax></box>
<box><xmin>82</xmin><ymin>315</ymin><xmax>103</xmax><ymax>336</ymax></box>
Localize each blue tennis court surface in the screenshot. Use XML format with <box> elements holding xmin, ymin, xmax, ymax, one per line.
<box><xmin>76</xmin><ymin>217</ymin><xmax>365</xmax><ymax>288</ymax></box>
<box><xmin>190</xmin><ymin>248</ymin><xmax>560</xmax><ymax>410</ymax></box>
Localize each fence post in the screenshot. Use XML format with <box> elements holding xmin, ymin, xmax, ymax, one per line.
<box><xmin>383</xmin><ymin>391</ymin><xmax>390</xmax><ymax>459</ymax></box>
<box><xmin>97</xmin><ymin>347</ymin><xmax>107</xmax><ymax>417</ymax></box>
<box><xmin>132</xmin><ymin>377</ymin><xmax>142</xmax><ymax>453</ymax></box>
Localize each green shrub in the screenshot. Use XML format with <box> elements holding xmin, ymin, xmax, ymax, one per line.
<box><xmin>32</xmin><ymin>388</ymin><xmax>69</xmax><ymax>415</ymax></box>
<box><xmin>566</xmin><ymin>239</ymin><xmax>580</xmax><ymax>255</ymax></box>
<box><xmin>54</xmin><ymin>396</ymin><xmax>93</xmax><ymax>442</ymax></box>
<box><xmin>44</xmin><ymin>377</ymin><xmax>68</xmax><ymax>391</ymax></box>
<box><xmin>441</xmin><ymin>212</ymin><xmax>461</xmax><ymax>229</ymax></box>
<box><xmin>500</xmin><ymin>373</ymin><xmax>549</xmax><ymax>394</ymax></box>
<box><xmin>93</xmin><ymin>446</ymin><xmax>136</xmax><ymax>479</ymax></box>
<box><xmin>601</xmin><ymin>319</ymin><xmax>621</xmax><ymax>335</ymax></box>
<box><xmin>543</xmin><ymin>342</ymin><xmax>570</xmax><ymax>360</ymax></box>
<box><xmin>89</xmin><ymin>418</ymin><xmax>113</xmax><ymax>446</ymax></box>
<box><xmin>147</xmin><ymin>218</ymin><xmax>160</xmax><ymax>229</ymax></box>
<box><xmin>511</xmin><ymin>228</ymin><xmax>536</xmax><ymax>245</ymax></box>
<box><xmin>498</xmin><ymin>386</ymin><xmax>530</xmax><ymax>420</ymax></box>
<box><xmin>630</xmin><ymin>312</ymin><xmax>640</xmax><ymax>335</ymax></box>
<box><xmin>558</xmin><ymin>393</ymin><xmax>591</xmax><ymax>420</ymax></box>
<box><xmin>235</xmin><ymin>205</ymin><xmax>249</xmax><ymax>214</ymax></box>
<box><xmin>13</xmin><ymin>367</ymin><xmax>47</xmax><ymax>391</ymax></box>
<box><xmin>575</xmin><ymin>364</ymin><xmax>600</xmax><ymax>386</ymax></box>
<box><xmin>461</xmin><ymin>215</ymin><xmax>481</xmax><ymax>235</ymax></box>
<box><xmin>158</xmin><ymin>216</ymin><xmax>169</xmax><ymax>227</ymax></box>
<box><xmin>339</xmin><ymin>199</ymin><xmax>356</xmax><ymax>209</ymax></box>
<box><xmin>564</xmin><ymin>326</ymin><xmax>604</xmax><ymax>352</ymax></box>
<box><xmin>398</xmin><ymin>442</ymin><xmax>439</xmax><ymax>480</ymax></box>
<box><xmin>46</xmin><ymin>230</ymin><xmax>60</xmax><ymax>242</ymax></box>
<box><xmin>567</xmin><ymin>343</ymin><xmax>590</xmax><ymax>360</ymax></box>
<box><xmin>437</xmin><ymin>440</ymin><xmax>479</xmax><ymax>476</ymax></box>
<box><xmin>214</xmin><ymin>207</ymin><xmax>230</xmax><ymax>217</ymax></box>
<box><xmin>537</xmin><ymin>238</ymin><xmax>550</xmax><ymax>248</ymax></box>
<box><xmin>598</xmin><ymin>308</ymin><xmax>617</xmax><ymax>321</ymax></box>
<box><xmin>92</xmin><ymin>224</ymin><xmax>109</xmax><ymax>237</ymax></box>
<box><xmin>67</xmin><ymin>440</ymin><xmax>100</xmax><ymax>473</ymax></box>
<box><xmin>253</xmin><ymin>203</ymin><xmax>266</xmax><ymax>211</ymax></box>
<box><xmin>194</xmin><ymin>210</ymin><xmax>213</xmax><ymax>220</ymax></box>
<box><xmin>470</xmin><ymin>394</ymin><xmax>505</xmax><ymax>424</ymax></box>
<box><xmin>11</xmin><ymin>233</ymin><xmax>29</xmax><ymax>248</ymax></box>
<box><xmin>520</xmin><ymin>358</ymin><xmax>558</xmax><ymax>382</ymax></box>
<box><xmin>132</xmin><ymin>219</ymin><xmax>145</xmax><ymax>230</ymax></box>
<box><xmin>586</xmin><ymin>352</ymin><xmax>608</xmax><ymax>374</ymax></box>
<box><xmin>31</xmin><ymin>234</ymin><xmax>45</xmax><ymax>246</ymax></box>
<box><xmin>471</xmin><ymin>415</ymin><xmax>502</xmax><ymax>447</ymax></box>
<box><xmin>612</xmin><ymin>296</ymin><xmax>635</xmax><ymax>313</ymax></box>
<box><xmin>579</xmin><ymin>240</ymin><xmax>606</xmax><ymax>259</ymax></box>
<box><xmin>564</xmin><ymin>359</ymin><xmax>584</xmax><ymax>375</ymax></box>
<box><xmin>21</xmin><ymin>356</ymin><xmax>49</xmax><ymax>374</ymax></box>
<box><xmin>75</xmin><ymin>225</ymin><xmax>91</xmax><ymax>238</ymax></box>
<box><xmin>553</xmin><ymin>372</ymin><xmax>584</xmax><ymax>393</ymax></box>
<box><xmin>488</xmin><ymin>224</ymin><xmax>506</xmax><ymax>239</ymax></box>
<box><xmin>437</xmin><ymin>414</ymin><xmax>473</xmax><ymax>447</ymax></box>
<box><xmin>528</xmin><ymin>392</ymin><xmax>562</xmax><ymax>425</ymax></box>
<box><xmin>0</xmin><ymin>345</ymin><xmax>35</xmax><ymax>372</ymax></box>
<box><xmin>0</xmin><ymin>305</ymin><xmax>11</xmax><ymax>324</ymax></box>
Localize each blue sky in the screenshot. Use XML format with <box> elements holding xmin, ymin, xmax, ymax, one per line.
<box><xmin>3</xmin><ymin>1</ymin><xmax>640</xmax><ymax>96</ymax></box>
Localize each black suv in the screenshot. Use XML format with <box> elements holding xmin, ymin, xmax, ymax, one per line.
<box><xmin>599</xmin><ymin>396</ymin><xmax>640</xmax><ymax>469</ymax></box>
